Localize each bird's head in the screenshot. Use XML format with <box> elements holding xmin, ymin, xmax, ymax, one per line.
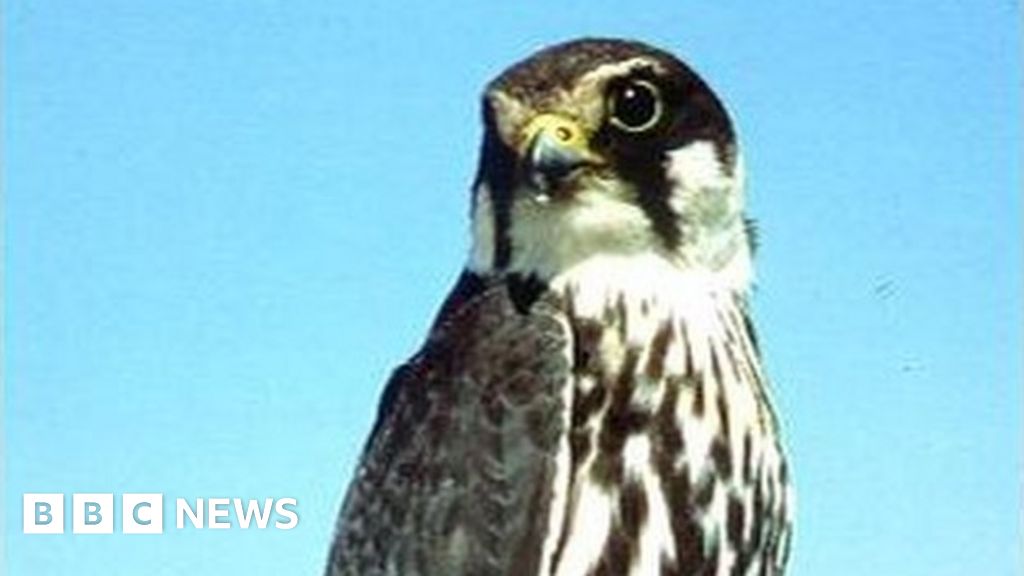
<box><xmin>468</xmin><ymin>38</ymin><xmax>752</xmax><ymax>290</ymax></box>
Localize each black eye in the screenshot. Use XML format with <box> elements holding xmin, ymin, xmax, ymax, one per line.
<box><xmin>608</xmin><ymin>79</ymin><xmax>662</xmax><ymax>133</ymax></box>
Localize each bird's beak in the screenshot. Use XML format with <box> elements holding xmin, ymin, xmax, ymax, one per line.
<box><xmin>520</xmin><ymin>114</ymin><xmax>594</xmax><ymax>192</ymax></box>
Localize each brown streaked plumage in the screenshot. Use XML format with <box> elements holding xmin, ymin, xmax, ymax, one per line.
<box><xmin>327</xmin><ymin>37</ymin><xmax>793</xmax><ymax>576</ymax></box>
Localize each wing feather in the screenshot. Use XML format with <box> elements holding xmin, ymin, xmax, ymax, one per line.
<box><xmin>326</xmin><ymin>278</ymin><xmax>572</xmax><ymax>576</ymax></box>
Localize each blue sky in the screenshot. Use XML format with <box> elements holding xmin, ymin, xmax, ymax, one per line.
<box><xmin>4</xmin><ymin>1</ymin><xmax>1020</xmax><ymax>574</ymax></box>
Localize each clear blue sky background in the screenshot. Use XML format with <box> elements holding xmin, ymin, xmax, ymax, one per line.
<box><xmin>4</xmin><ymin>2</ymin><xmax>1021</xmax><ymax>574</ymax></box>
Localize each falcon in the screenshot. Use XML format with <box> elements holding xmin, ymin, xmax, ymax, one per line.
<box><xmin>326</xmin><ymin>38</ymin><xmax>793</xmax><ymax>576</ymax></box>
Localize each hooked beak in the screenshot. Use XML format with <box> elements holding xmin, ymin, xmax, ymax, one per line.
<box><xmin>520</xmin><ymin>114</ymin><xmax>595</xmax><ymax>193</ymax></box>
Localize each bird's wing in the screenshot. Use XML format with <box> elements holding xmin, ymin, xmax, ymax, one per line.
<box><xmin>326</xmin><ymin>276</ymin><xmax>573</xmax><ymax>576</ymax></box>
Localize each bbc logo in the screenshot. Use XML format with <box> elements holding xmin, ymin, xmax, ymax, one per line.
<box><xmin>23</xmin><ymin>493</ymin><xmax>163</xmax><ymax>534</ymax></box>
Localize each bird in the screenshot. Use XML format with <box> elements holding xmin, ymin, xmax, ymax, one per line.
<box><xmin>325</xmin><ymin>37</ymin><xmax>793</xmax><ymax>576</ymax></box>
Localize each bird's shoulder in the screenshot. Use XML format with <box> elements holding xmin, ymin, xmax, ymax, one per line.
<box><xmin>331</xmin><ymin>272</ymin><xmax>574</xmax><ymax>574</ymax></box>
<box><xmin>369</xmin><ymin>270</ymin><xmax>568</xmax><ymax>450</ymax></box>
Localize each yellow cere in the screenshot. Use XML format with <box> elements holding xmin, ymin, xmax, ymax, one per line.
<box><xmin>520</xmin><ymin>113</ymin><xmax>590</xmax><ymax>154</ymax></box>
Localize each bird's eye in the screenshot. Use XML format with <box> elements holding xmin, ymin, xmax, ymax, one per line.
<box><xmin>608</xmin><ymin>79</ymin><xmax>662</xmax><ymax>133</ymax></box>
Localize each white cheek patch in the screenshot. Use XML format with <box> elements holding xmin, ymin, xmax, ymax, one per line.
<box><xmin>663</xmin><ymin>141</ymin><xmax>744</xmax><ymax>241</ymax></box>
<box><xmin>663</xmin><ymin>141</ymin><xmax>752</xmax><ymax>289</ymax></box>
<box><xmin>468</xmin><ymin>184</ymin><xmax>497</xmax><ymax>273</ymax></box>
<box><xmin>664</xmin><ymin>141</ymin><xmax>739</xmax><ymax>207</ymax></box>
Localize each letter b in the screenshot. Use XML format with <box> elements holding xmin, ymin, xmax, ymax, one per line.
<box><xmin>73</xmin><ymin>494</ymin><xmax>113</xmax><ymax>534</ymax></box>
<box><xmin>84</xmin><ymin>502</ymin><xmax>102</xmax><ymax>525</ymax></box>
<box><xmin>23</xmin><ymin>494</ymin><xmax>64</xmax><ymax>534</ymax></box>
<box><xmin>36</xmin><ymin>502</ymin><xmax>52</xmax><ymax>525</ymax></box>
